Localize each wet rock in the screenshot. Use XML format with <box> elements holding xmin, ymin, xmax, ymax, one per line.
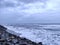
<box><xmin>0</xmin><ymin>39</ymin><xmax>5</xmax><ymax>42</ymax></box>
<box><xmin>0</xmin><ymin>25</ymin><xmax>43</xmax><ymax>45</ymax></box>
<box><xmin>38</xmin><ymin>42</ymin><xmax>43</xmax><ymax>45</ymax></box>
<box><xmin>0</xmin><ymin>25</ymin><xmax>7</xmax><ymax>31</ymax></box>
<box><xmin>5</xmin><ymin>43</ymin><xmax>9</xmax><ymax>45</ymax></box>
<box><xmin>20</xmin><ymin>44</ymin><xmax>27</xmax><ymax>45</ymax></box>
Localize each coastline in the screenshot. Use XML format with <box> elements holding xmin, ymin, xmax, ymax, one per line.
<box><xmin>0</xmin><ymin>25</ymin><xmax>42</xmax><ymax>45</ymax></box>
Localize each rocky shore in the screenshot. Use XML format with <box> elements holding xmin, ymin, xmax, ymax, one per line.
<box><xmin>0</xmin><ymin>25</ymin><xmax>43</xmax><ymax>45</ymax></box>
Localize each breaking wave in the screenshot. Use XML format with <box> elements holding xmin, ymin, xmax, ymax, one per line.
<box><xmin>4</xmin><ymin>24</ymin><xmax>60</xmax><ymax>45</ymax></box>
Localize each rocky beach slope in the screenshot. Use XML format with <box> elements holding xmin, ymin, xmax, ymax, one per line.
<box><xmin>0</xmin><ymin>25</ymin><xmax>42</xmax><ymax>45</ymax></box>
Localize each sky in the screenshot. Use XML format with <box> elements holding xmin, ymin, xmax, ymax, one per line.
<box><xmin>0</xmin><ymin>0</ymin><xmax>60</xmax><ymax>24</ymax></box>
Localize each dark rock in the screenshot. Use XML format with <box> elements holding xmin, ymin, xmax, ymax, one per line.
<box><xmin>0</xmin><ymin>25</ymin><xmax>43</xmax><ymax>45</ymax></box>
<box><xmin>38</xmin><ymin>42</ymin><xmax>43</xmax><ymax>45</ymax></box>
<box><xmin>20</xmin><ymin>44</ymin><xmax>27</xmax><ymax>45</ymax></box>
<box><xmin>0</xmin><ymin>39</ymin><xmax>5</xmax><ymax>42</ymax></box>
<box><xmin>5</xmin><ymin>43</ymin><xmax>9</xmax><ymax>45</ymax></box>
<box><xmin>0</xmin><ymin>25</ymin><xmax>7</xmax><ymax>30</ymax></box>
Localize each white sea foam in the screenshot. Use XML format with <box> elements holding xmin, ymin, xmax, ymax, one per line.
<box><xmin>4</xmin><ymin>25</ymin><xmax>60</xmax><ymax>45</ymax></box>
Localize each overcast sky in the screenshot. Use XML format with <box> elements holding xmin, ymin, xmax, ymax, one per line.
<box><xmin>0</xmin><ymin>0</ymin><xmax>60</xmax><ymax>24</ymax></box>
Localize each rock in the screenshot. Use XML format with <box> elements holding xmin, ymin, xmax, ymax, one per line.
<box><xmin>38</xmin><ymin>42</ymin><xmax>43</xmax><ymax>45</ymax></box>
<box><xmin>20</xmin><ymin>44</ymin><xmax>27</xmax><ymax>45</ymax></box>
<box><xmin>0</xmin><ymin>25</ymin><xmax>7</xmax><ymax>30</ymax></box>
<box><xmin>5</xmin><ymin>43</ymin><xmax>9</xmax><ymax>45</ymax></box>
<box><xmin>0</xmin><ymin>39</ymin><xmax>5</xmax><ymax>42</ymax></box>
<box><xmin>0</xmin><ymin>25</ymin><xmax>43</xmax><ymax>45</ymax></box>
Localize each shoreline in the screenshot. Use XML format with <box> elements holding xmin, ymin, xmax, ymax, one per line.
<box><xmin>0</xmin><ymin>25</ymin><xmax>42</xmax><ymax>45</ymax></box>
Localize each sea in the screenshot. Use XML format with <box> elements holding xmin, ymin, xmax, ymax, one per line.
<box><xmin>4</xmin><ymin>23</ymin><xmax>60</xmax><ymax>45</ymax></box>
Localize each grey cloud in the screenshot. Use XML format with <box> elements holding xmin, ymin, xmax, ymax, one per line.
<box><xmin>0</xmin><ymin>0</ymin><xmax>23</xmax><ymax>8</ymax></box>
<box><xmin>0</xmin><ymin>0</ymin><xmax>60</xmax><ymax>24</ymax></box>
<box><xmin>18</xmin><ymin>0</ymin><xmax>47</xmax><ymax>3</ymax></box>
<box><xmin>18</xmin><ymin>11</ymin><xmax>60</xmax><ymax>23</ymax></box>
<box><xmin>0</xmin><ymin>0</ymin><xmax>47</xmax><ymax>8</ymax></box>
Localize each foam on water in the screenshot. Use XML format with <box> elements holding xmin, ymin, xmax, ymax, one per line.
<box><xmin>4</xmin><ymin>25</ymin><xmax>60</xmax><ymax>45</ymax></box>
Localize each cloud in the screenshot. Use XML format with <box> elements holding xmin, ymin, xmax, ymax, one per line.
<box><xmin>21</xmin><ymin>0</ymin><xmax>60</xmax><ymax>14</ymax></box>
<box><xmin>0</xmin><ymin>0</ymin><xmax>60</xmax><ymax>24</ymax></box>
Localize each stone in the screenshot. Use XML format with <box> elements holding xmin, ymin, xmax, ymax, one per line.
<box><xmin>20</xmin><ymin>44</ymin><xmax>27</xmax><ymax>45</ymax></box>
<box><xmin>5</xmin><ymin>43</ymin><xmax>9</xmax><ymax>45</ymax></box>
<box><xmin>0</xmin><ymin>25</ymin><xmax>7</xmax><ymax>30</ymax></box>
<box><xmin>0</xmin><ymin>39</ymin><xmax>5</xmax><ymax>42</ymax></box>
<box><xmin>0</xmin><ymin>25</ymin><xmax>43</xmax><ymax>45</ymax></box>
<box><xmin>38</xmin><ymin>42</ymin><xmax>43</xmax><ymax>45</ymax></box>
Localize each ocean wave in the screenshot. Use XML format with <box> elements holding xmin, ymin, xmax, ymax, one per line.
<box><xmin>4</xmin><ymin>25</ymin><xmax>60</xmax><ymax>45</ymax></box>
